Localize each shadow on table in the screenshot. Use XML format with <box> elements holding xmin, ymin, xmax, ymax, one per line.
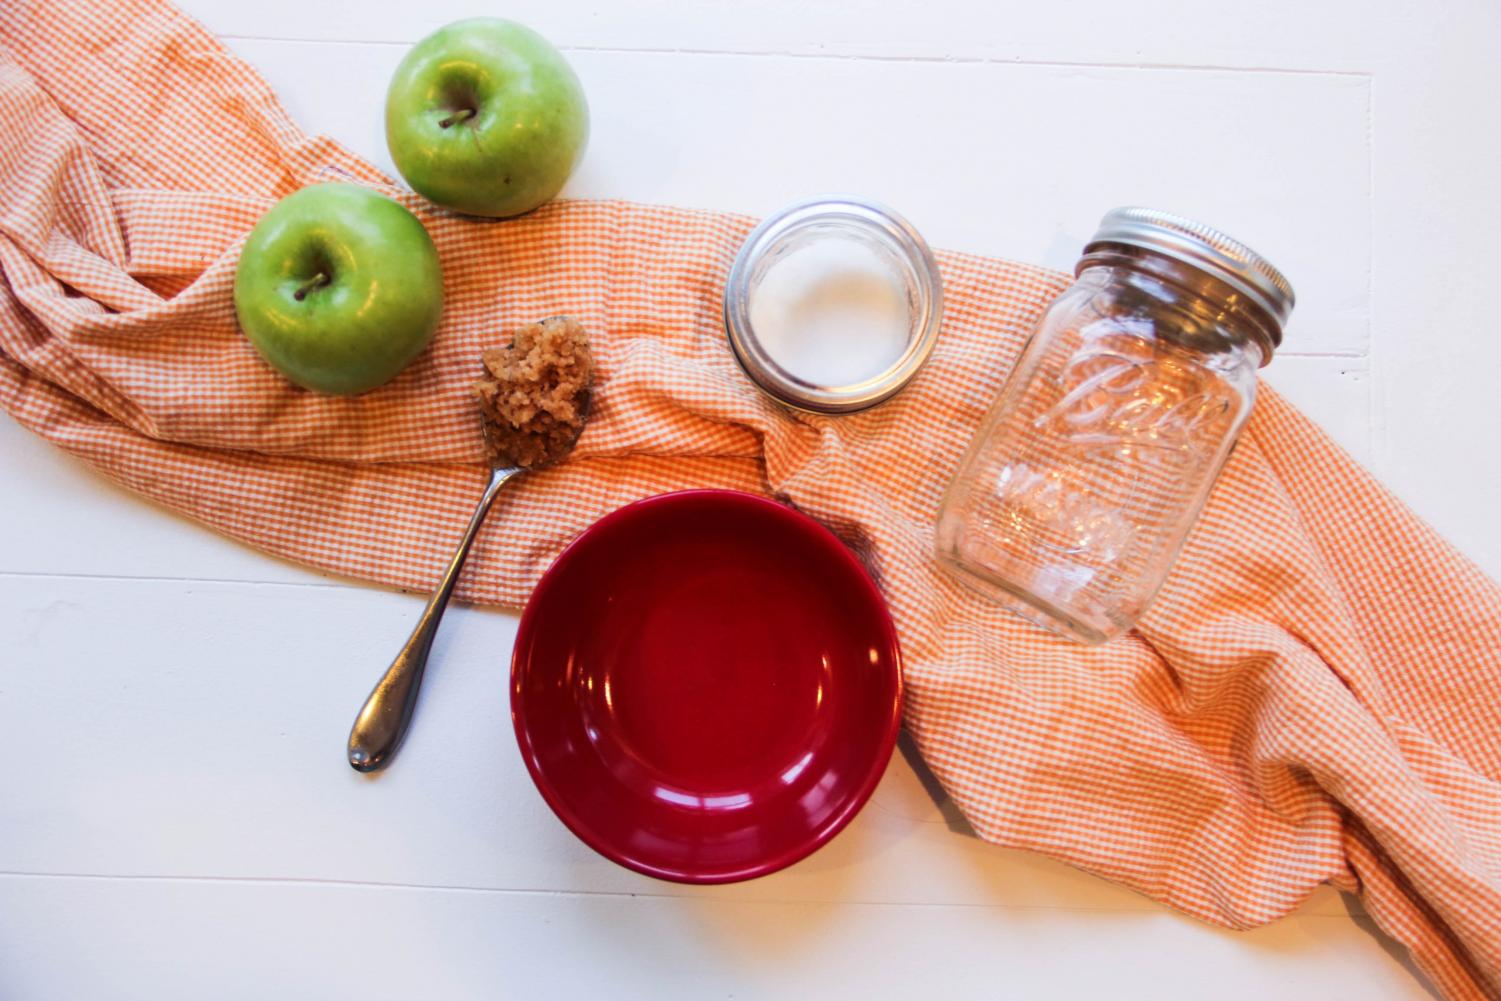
<box><xmin>894</xmin><ymin>730</ymin><xmax>974</xmax><ymax>836</ymax></box>
<box><xmin>1339</xmin><ymin>893</ymin><xmax>1441</xmax><ymax>1001</ymax></box>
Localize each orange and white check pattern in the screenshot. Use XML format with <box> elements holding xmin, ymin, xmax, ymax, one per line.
<box><xmin>2</xmin><ymin>3</ymin><xmax>1499</xmax><ymax>997</ymax></box>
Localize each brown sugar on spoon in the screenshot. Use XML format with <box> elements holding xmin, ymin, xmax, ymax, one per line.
<box><xmin>473</xmin><ymin>315</ymin><xmax>594</xmax><ymax>468</ymax></box>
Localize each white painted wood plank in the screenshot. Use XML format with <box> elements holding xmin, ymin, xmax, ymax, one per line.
<box><xmin>225</xmin><ymin>38</ymin><xmax>1369</xmax><ymax>355</ymax></box>
<box><xmin>178</xmin><ymin>0</ymin><xmax>1390</xmax><ymax>74</ymax></box>
<box><xmin>1360</xmin><ymin>4</ymin><xmax>1501</xmax><ymax>575</ymax></box>
<box><xmin>0</xmin><ymin>875</ymin><xmax>1433</xmax><ymax>1001</ymax></box>
<box><xmin>1262</xmin><ymin>354</ymin><xmax>1372</xmax><ymax>465</ymax></box>
<box><xmin>0</xmin><ymin>418</ymin><xmax>331</xmax><ymax>586</ymax></box>
<box><xmin>0</xmin><ymin>573</ymin><xmax>1361</xmax><ymax>920</ymax></box>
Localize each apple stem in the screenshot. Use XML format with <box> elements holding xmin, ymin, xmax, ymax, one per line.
<box><xmin>293</xmin><ymin>273</ymin><xmax>330</xmax><ymax>301</ymax></box>
<box><xmin>438</xmin><ymin>108</ymin><xmax>476</xmax><ymax>129</ymax></box>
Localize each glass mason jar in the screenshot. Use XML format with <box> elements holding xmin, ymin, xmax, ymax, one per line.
<box><xmin>936</xmin><ymin>207</ymin><xmax>1295</xmax><ymax>644</ymax></box>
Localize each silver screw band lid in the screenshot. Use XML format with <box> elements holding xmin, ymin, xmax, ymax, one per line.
<box><xmin>723</xmin><ymin>197</ymin><xmax>944</xmax><ymax>415</ymax></box>
<box><xmin>1084</xmin><ymin>207</ymin><xmax>1295</xmax><ymax>340</ymax></box>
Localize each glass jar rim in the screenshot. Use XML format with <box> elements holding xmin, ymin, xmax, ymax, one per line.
<box><xmin>722</xmin><ymin>197</ymin><xmax>944</xmax><ymax>415</ymax></box>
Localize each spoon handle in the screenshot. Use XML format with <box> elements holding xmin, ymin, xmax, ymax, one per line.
<box><xmin>348</xmin><ymin>465</ymin><xmax>523</xmax><ymax>772</ymax></box>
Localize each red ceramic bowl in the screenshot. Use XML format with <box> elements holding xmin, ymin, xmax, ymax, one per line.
<box><xmin>511</xmin><ymin>490</ymin><xmax>902</xmax><ymax>883</ymax></box>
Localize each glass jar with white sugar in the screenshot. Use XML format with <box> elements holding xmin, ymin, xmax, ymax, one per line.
<box><xmin>723</xmin><ymin>198</ymin><xmax>944</xmax><ymax>414</ymax></box>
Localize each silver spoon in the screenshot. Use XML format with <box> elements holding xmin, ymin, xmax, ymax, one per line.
<box><xmin>347</xmin><ymin>380</ymin><xmax>591</xmax><ymax>774</ymax></box>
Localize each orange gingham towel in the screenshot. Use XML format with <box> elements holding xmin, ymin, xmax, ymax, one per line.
<box><xmin>3</xmin><ymin>2</ymin><xmax>1500</xmax><ymax>997</ymax></box>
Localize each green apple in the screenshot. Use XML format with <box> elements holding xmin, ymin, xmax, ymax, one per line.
<box><xmin>384</xmin><ymin>18</ymin><xmax>589</xmax><ymax>218</ymax></box>
<box><xmin>233</xmin><ymin>183</ymin><xmax>444</xmax><ymax>395</ymax></box>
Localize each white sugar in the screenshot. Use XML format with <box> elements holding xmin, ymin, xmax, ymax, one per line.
<box><xmin>748</xmin><ymin>237</ymin><xmax>911</xmax><ymax>387</ymax></box>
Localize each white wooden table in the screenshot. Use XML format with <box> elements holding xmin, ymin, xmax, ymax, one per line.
<box><xmin>5</xmin><ymin>2</ymin><xmax>1496</xmax><ymax>997</ymax></box>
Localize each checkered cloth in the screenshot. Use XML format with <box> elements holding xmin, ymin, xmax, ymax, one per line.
<box><xmin>3</xmin><ymin>2</ymin><xmax>1499</xmax><ymax>997</ymax></box>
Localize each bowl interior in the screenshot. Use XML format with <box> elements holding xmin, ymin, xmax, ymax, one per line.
<box><xmin>511</xmin><ymin>490</ymin><xmax>902</xmax><ymax>883</ymax></box>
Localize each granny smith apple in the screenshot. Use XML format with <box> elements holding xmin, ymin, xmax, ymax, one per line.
<box><xmin>384</xmin><ymin>18</ymin><xmax>589</xmax><ymax>218</ymax></box>
<box><xmin>233</xmin><ymin>183</ymin><xmax>444</xmax><ymax>395</ymax></box>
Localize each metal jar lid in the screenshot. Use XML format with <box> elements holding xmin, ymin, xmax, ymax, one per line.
<box><xmin>1083</xmin><ymin>207</ymin><xmax>1296</xmax><ymax>343</ymax></box>
<box><xmin>723</xmin><ymin>198</ymin><xmax>944</xmax><ymax>415</ymax></box>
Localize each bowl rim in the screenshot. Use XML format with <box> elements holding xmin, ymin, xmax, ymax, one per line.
<box><xmin>510</xmin><ymin>488</ymin><xmax>904</xmax><ymax>884</ymax></box>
